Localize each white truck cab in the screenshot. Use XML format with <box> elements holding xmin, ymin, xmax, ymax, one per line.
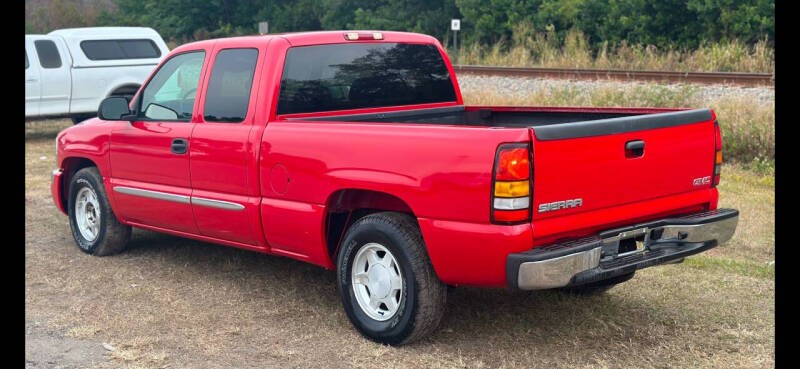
<box><xmin>25</xmin><ymin>27</ymin><xmax>169</xmax><ymax>123</ymax></box>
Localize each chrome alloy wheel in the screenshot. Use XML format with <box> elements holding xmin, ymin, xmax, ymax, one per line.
<box><xmin>75</xmin><ymin>187</ymin><xmax>101</xmax><ymax>242</ymax></box>
<box><xmin>352</xmin><ymin>243</ymin><xmax>404</xmax><ymax>321</ymax></box>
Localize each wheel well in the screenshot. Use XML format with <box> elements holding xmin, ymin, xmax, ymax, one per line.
<box><xmin>60</xmin><ymin>157</ymin><xmax>98</xmax><ymax>208</ymax></box>
<box><xmin>324</xmin><ymin>189</ymin><xmax>416</xmax><ymax>263</ymax></box>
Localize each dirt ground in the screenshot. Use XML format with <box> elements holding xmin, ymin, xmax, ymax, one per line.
<box><xmin>25</xmin><ymin>120</ymin><xmax>774</xmax><ymax>368</ymax></box>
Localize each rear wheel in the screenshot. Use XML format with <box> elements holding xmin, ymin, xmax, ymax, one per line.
<box><xmin>67</xmin><ymin>167</ymin><xmax>131</xmax><ymax>256</ymax></box>
<box><xmin>558</xmin><ymin>271</ymin><xmax>635</xmax><ymax>295</ymax></box>
<box><xmin>336</xmin><ymin>212</ymin><xmax>447</xmax><ymax>345</ymax></box>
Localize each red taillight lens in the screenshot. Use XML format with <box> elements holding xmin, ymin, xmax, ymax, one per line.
<box><xmin>492</xmin><ymin>144</ymin><xmax>531</xmax><ymax>223</ymax></box>
<box><xmin>712</xmin><ymin>120</ymin><xmax>722</xmax><ymax>187</ymax></box>
<box><xmin>495</xmin><ymin>147</ymin><xmax>530</xmax><ymax>180</ymax></box>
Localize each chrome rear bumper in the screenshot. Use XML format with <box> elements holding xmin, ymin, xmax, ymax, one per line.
<box><xmin>507</xmin><ymin>208</ymin><xmax>739</xmax><ymax>290</ymax></box>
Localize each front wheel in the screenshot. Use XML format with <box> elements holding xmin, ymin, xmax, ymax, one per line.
<box><xmin>67</xmin><ymin>167</ymin><xmax>131</xmax><ymax>256</ymax></box>
<box><xmin>336</xmin><ymin>212</ymin><xmax>447</xmax><ymax>345</ymax></box>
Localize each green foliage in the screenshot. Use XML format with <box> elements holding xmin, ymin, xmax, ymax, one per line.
<box><xmin>455</xmin><ymin>0</ymin><xmax>773</xmax><ymax>51</ymax></box>
<box><xmin>26</xmin><ymin>0</ymin><xmax>773</xmax><ymax>57</ymax></box>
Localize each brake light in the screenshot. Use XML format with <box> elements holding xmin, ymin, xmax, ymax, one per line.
<box><xmin>492</xmin><ymin>144</ymin><xmax>532</xmax><ymax>223</ymax></box>
<box><xmin>344</xmin><ymin>32</ymin><xmax>383</xmax><ymax>41</ymax></box>
<box><xmin>495</xmin><ymin>147</ymin><xmax>529</xmax><ymax>180</ymax></box>
<box><xmin>712</xmin><ymin>121</ymin><xmax>722</xmax><ymax>187</ymax></box>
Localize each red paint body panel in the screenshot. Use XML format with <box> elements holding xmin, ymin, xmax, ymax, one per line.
<box><xmin>260</xmin><ymin>197</ymin><xmax>328</xmax><ymax>265</ymax></box>
<box><xmin>109</xmin><ymin>122</ymin><xmax>198</xmax><ymax>234</ymax></box>
<box><xmin>530</xmin><ymin>122</ymin><xmax>715</xmax><ymax>221</ymax></box>
<box><xmin>419</xmin><ymin>219</ymin><xmax>532</xmax><ymax>287</ymax></box>
<box><xmin>51</xmin><ymin>31</ymin><xmax>722</xmax><ymax>288</ymax></box>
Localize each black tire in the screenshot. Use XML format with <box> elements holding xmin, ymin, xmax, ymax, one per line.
<box><xmin>558</xmin><ymin>271</ymin><xmax>636</xmax><ymax>295</ymax></box>
<box><xmin>336</xmin><ymin>212</ymin><xmax>447</xmax><ymax>345</ymax></box>
<box><xmin>67</xmin><ymin>167</ymin><xmax>131</xmax><ymax>256</ymax></box>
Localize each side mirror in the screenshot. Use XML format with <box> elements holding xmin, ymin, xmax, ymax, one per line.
<box><xmin>98</xmin><ymin>97</ymin><xmax>134</xmax><ymax>121</ymax></box>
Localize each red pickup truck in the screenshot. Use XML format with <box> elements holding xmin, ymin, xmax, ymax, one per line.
<box><xmin>52</xmin><ymin>30</ymin><xmax>738</xmax><ymax>345</ymax></box>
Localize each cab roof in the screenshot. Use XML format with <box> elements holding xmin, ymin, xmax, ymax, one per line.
<box><xmin>171</xmin><ymin>30</ymin><xmax>441</xmax><ymax>53</ymax></box>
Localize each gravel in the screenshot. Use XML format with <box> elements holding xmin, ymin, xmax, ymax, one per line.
<box><xmin>456</xmin><ymin>75</ymin><xmax>775</xmax><ymax>103</ymax></box>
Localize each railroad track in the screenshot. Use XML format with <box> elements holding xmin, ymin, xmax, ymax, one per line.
<box><xmin>453</xmin><ymin>65</ymin><xmax>774</xmax><ymax>87</ymax></box>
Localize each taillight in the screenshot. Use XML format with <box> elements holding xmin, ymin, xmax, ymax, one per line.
<box><xmin>712</xmin><ymin>120</ymin><xmax>722</xmax><ymax>187</ymax></box>
<box><xmin>492</xmin><ymin>144</ymin><xmax>531</xmax><ymax>223</ymax></box>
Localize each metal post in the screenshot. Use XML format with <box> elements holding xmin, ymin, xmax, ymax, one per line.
<box><xmin>454</xmin><ymin>30</ymin><xmax>458</xmax><ymax>65</ymax></box>
<box><xmin>451</xmin><ymin>19</ymin><xmax>461</xmax><ymax>65</ymax></box>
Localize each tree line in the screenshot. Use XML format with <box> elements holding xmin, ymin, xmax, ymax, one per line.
<box><xmin>26</xmin><ymin>0</ymin><xmax>774</xmax><ymax>51</ymax></box>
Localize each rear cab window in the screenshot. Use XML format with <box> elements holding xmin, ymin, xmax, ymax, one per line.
<box><xmin>80</xmin><ymin>39</ymin><xmax>161</xmax><ymax>60</ymax></box>
<box><xmin>277</xmin><ymin>43</ymin><xmax>457</xmax><ymax>115</ymax></box>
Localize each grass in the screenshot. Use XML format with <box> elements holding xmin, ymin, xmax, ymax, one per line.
<box><xmin>460</xmin><ymin>84</ymin><xmax>775</xmax><ymax>168</ymax></box>
<box><xmin>25</xmin><ymin>121</ymin><xmax>773</xmax><ymax>368</ymax></box>
<box><xmin>683</xmin><ymin>256</ymin><xmax>774</xmax><ymax>279</ymax></box>
<box><xmin>451</xmin><ymin>25</ymin><xmax>775</xmax><ymax>74</ymax></box>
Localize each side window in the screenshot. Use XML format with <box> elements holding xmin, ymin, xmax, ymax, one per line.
<box><xmin>25</xmin><ymin>50</ymin><xmax>29</xmax><ymax>69</ymax></box>
<box><xmin>34</xmin><ymin>40</ymin><xmax>62</xmax><ymax>69</ymax></box>
<box><xmin>138</xmin><ymin>51</ymin><xmax>205</xmax><ymax>121</ymax></box>
<box><xmin>80</xmin><ymin>39</ymin><xmax>162</xmax><ymax>61</ymax></box>
<box><xmin>203</xmin><ymin>48</ymin><xmax>258</xmax><ymax>123</ymax></box>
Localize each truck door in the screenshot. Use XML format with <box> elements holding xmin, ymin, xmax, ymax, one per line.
<box><xmin>190</xmin><ymin>44</ymin><xmax>266</xmax><ymax>247</ymax></box>
<box><xmin>25</xmin><ymin>40</ymin><xmax>41</xmax><ymax>117</ymax></box>
<box><xmin>32</xmin><ymin>37</ymin><xmax>71</xmax><ymax>116</ymax></box>
<box><xmin>109</xmin><ymin>50</ymin><xmax>208</xmax><ymax>234</ymax></box>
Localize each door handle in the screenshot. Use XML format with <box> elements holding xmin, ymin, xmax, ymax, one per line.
<box><xmin>26</xmin><ymin>78</ymin><xmax>37</xmax><ymax>82</ymax></box>
<box><xmin>625</xmin><ymin>140</ymin><xmax>645</xmax><ymax>158</ymax></box>
<box><xmin>171</xmin><ymin>138</ymin><xmax>188</xmax><ymax>154</ymax></box>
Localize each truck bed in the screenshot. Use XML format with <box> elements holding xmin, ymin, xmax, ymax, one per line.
<box><xmin>285</xmin><ymin>103</ymin><xmax>717</xmax><ymax>246</ymax></box>
<box><xmin>285</xmin><ymin>104</ymin><xmax>710</xmax><ymax>138</ymax></box>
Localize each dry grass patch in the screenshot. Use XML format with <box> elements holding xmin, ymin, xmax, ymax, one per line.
<box><xmin>455</xmin><ymin>26</ymin><xmax>774</xmax><ymax>74</ymax></box>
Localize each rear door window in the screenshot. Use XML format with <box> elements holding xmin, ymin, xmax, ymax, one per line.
<box><xmin>34</xmin><ymin>40</ymin><xmax>62</xmax><ymax>69</ymax></box>
<box><xmin>203</xmin><ymin>48</ymin><xmax>258</xmax><ymax>123</ymax></box>
<box><xmin>277</xmin><ymin>43</ymin><xmax>457</xmax><ymax>115</ymax></box>
<box><xmin>80</xmin><ymin>39</ymin><xmax>161</xmax><ymax>60</ymax></box>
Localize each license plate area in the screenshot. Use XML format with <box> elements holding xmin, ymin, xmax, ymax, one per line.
<box><xmin>618</xmin><ymin>234</ymin><xmax>646</xmax><ymax>256</ymax></box>
<box><xmin>601</xmin><ymin>227</ymin><xmax>651</xmax><ymax>259</ymax></box>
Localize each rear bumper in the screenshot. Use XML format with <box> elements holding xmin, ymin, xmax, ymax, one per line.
<box><xmin>507</xmin><ymin>208</ymin><xmax>739</xmax><ymax>290</ymax></box>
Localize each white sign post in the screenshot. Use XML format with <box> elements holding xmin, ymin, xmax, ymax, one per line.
<box><xmin>451</xmin><ymin>19</ymin><xmax>460</xmax><ymax>65</ymax></box>
<box><xmin>258</xmin><ymin>21</ymin><xmax>269</xmax><ymax>35</ymax></box>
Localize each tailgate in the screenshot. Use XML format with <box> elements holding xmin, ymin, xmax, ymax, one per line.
<box><xmin>530</xmin><ymin>109</ymin><xmax>717</xmax><ymax>235</ymax></box>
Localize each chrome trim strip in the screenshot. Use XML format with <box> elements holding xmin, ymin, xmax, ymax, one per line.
<box><xmin>514</xmin><ymin>211</ymin><xmax>738</xmax><ymax>290</ymax></box>
<box><xmin>112</xmin><ymin>186</ymin><xmax>190</xmax><ymax>204</ymax></box>
<box><xmin>517</xmin><ymin>247</ymin><xmax>602</xmax><ymax>290</ymax></box>
<box><xmin>658</xmin><ymin>215</ymin><xmax>738</xmax><ymax>244</ymax></box>
<box><xmin>191</xmin><ymin>197</ymin><xmax>245</xmax><ymax>211</ymax></box>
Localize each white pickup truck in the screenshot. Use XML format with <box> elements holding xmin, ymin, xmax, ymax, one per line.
<box><xmin>25</xmin><ymin>27</ymin><xmax>169</xmax><ymax>123</ymax></box>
